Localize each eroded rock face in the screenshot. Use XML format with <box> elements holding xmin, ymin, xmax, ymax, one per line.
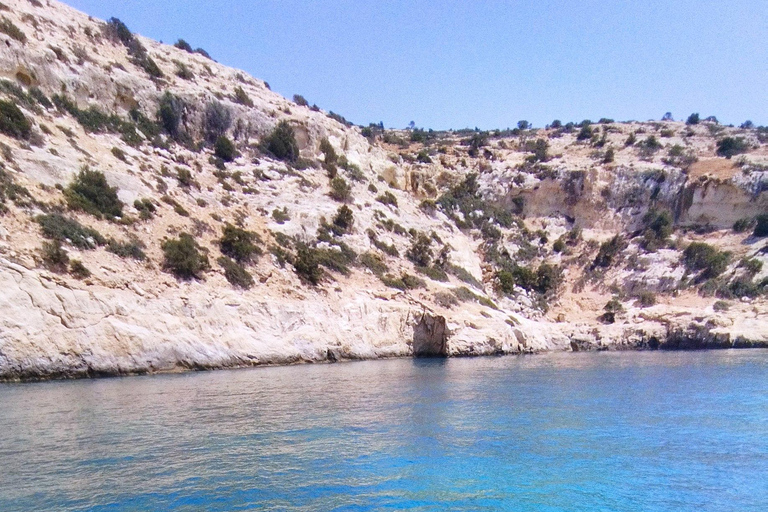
<box><xmin>412</xmin><ymin>313</ymin><xmax>449</xmax><ymax>357</ymax></box>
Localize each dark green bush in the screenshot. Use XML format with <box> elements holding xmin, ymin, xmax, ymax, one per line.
<box><xmin>593</xmin><ymin>235</ymin><xmax>627</xmax><ymax>268</ymax></box>
<box><xmin>406</xmin><ymin>232</ymin><xmax>433</xmax><ymax>267</ymax></box>
<box><xmin>637</xmin><ymin>291</ymin><xmax>657</xmax><ymax>307</ymax></box>
<box><xmin>203</xmin><ymin>101</ymin><xmax>232</xmax><ymax>143</ymax></box>
<box><xmin>716</xmin><ymin>137</ymin><xmax>749</xmax><ymax>159</ymax></box>
<box><xmin>175</xmin><ymin>167</ymin><xmax>197</xmax><ymax>189</ymax></box>
<box><xmin>40</xmin><ymin>240</ymin><xmax>68</xmax><ymax>272</ymax></box>
<box><xmin>754</xmin><ymin>214</ymin><xmax>768</xmax><ymax>237</ymax></box>
<box><xmin>576</xmin><ymin>124</ymin><xmax>593</xmax><ymax>141</ymax></box>
<box><xmin>272</xmin><ymin>207</ymin><xmax>290</xmax><ymax>224</ymax></box>
<box><xmin>316</xmin><ymin>244</ymin><xmax>357</xmax><ymax>276</ymax></box>
<box><xmin>376</xmin><ymin>191</ymin><xmax>398</xmax><ymax>207</ymax></box>
<box><xmin>107</xmin><ymin>236</ymin><xmax>146</xmax><ymax>260</ymax></box>
<box><xmin>0</xmin><ymin>17</ymin><xmax>26</xmax><ymax>43</ymax></box>
<box><xmin>262</xmin><ymin>121</ymin><xmax>299</xmax><ymax>163</ymax></box>
<box><xmin>36</xmin><ymin>213</ymin><xmax>106</xmax><ymax>249</ymax></box>
<box><xmin>0</xmin><ymin>100</ymin><xmax>31</xmax><ymax>139</ymax></box>
<box><xmin>218</xmin><ymin>256</ymin><xmax>254</xmax><ymax>289</ymax></box>
<box><xmin>64</xmin><ymin>168</ymin><xmax>123</xmax><ymax>219</ymax></box>
<box><xmin>683</xmin><ymin>242</ymin><xmax>730</xmax><ymax>279</ymax></box>
<box><xmin>219</xmin><ymin>223</ymin><xmax>261</xmax><ymax>263</ymax></box>
<box><xmin>360</xmin><ymin>252</ymin><xmax>388</xmax><ymax>276</ymax></box>
<box><xmin>233</xmin><ymin>86</ymin><xmax>253</xmax><ymax>107</ymax></box>
<box><xmin>331</xmin><ymin>205</ymin><xmax>354</xmax><ymax>235</ymax></box>
<box><xmin>293</xmin><ymin>242</ymin><xmax>323</xmax><ymax>285</ymax></box>
<box><xmin>106</xmin><ymin>17</ymin><xmax>163</xmax><ymax>78</ymax></box>
<box><xmin>380</xmin><ymin>272</ymin><xmax>425</xmax><ymax>291</ymax></box>
<box><xmin>319</xmin><ymin>138</ymin><xmax>337</xmax><ymax>165</ymax></box>
<box><xmin>293</xmin><ymin>94</ymin><xmax>308</xmax><ymax>106</ymax></box>
<box><xmin>329</xmin><ymin>176</ymin><xmax>351</xmax><ymax>202</ymax></box>
<box><xmin>161</xmin><ymin>233</ymin><xmax>210</xmax><ymax>280</ymax></box>
<box><xmin>157</xmin><ymin>92</ymin><xmax>185</xmax><ymax>139</ymax></box>
<box><xmin>52</xmin><ymin>94</ymin><xmax>124</xmax><ymax>134</ymax></box>
<box><xmin>174</xmin><ymin>39</ymin><xmax>193</xmax><ymax>52</ymax></box>
<box><xmin>134</xmin><ymin>198</ymin><xmax>156</xmax><ymax>220</ymax></box>
<box><xmin>686</xmin><ymin>113</ymin><xmax>700</xmax><ymax>125</ymax></box>
<box><xmin>640</xmin><ymin>210</ymin><xmax>673</xmax><ymax>251</ymax></box>
<box><xmin>69</xmin><ymin>259</ymin><xmax>91</xmax><ymax>279</ymax></box>
<box><xmin>601</xmin><ymin>298</ymin><xmax>624</xmax><ymax>323</ymax></box>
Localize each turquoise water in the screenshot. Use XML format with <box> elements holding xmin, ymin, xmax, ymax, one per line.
<box><xmin>1</xmin><ymin>350</ymin><xmax>767</xmax><ymax>511</ymax></box>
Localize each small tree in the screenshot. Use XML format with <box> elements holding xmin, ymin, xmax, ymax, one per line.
<box><xmin>0</xmin><ymin>100</ymin><xmax>32</xmax><ymax>140</ymax></box>
<box><xmin>754</xmin><ymin>214</ymin><xmax>768</xmax><ymax>237</ymax></box>
<box><xmin>219</xmin><ymin>223</ymin><xmax>261</xmax><ymax>263</ymax></box>
<box><xmin>262</xmin><ymin>120</ymin><xmax>299</xmax><ymax>163</ymax></box>
<box><xmin>716</xmin><ymin>137</ymin><xmax>748</xmax><ymax>159</ymax></box>
<box><xmin>157</xmin><ymin>92</ymin><xmax>185</xmax><ymax>139</ymax></box>
<box><xmin>332</xmin><ymin>205</ymin><xmax>354</xmax><ymax>235</ymax></box>
<box><xmin>161</xmin><ymin>233</ymin><xmax>210</xmax><ymax>280</ymax></box>
<box><xmin>214</xmin><ymin>135</ymin><xmax>236</xmax><ymax>162</ymax></box>
<box><xmin>406</xmin><ymin>232</ymin><xmax>433</xmax><ymax>268</ymax></box>
<box><xmin>329</xmin><ymin>176</ymin><xmax>351</xmax><ymax>202</ymax></box>
<box><xmin>686</xmin><ymin>113</ymin><xmax>700</xmax><ymax>125</ymax></box>
<box><xmin>64</xmin><ymin>167</ymin><xmax>123</xmax><ymax>218</ymax></box>
<box><xmin>204</xmin><ymin>101</ymin><xmax>232</xmax><ymax>143</ymax></box>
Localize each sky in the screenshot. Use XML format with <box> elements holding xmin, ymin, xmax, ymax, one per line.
<box><xmin>65</xmin><ymin>0</ymin><xmax>767</xmax><ymax>130</ymax></box>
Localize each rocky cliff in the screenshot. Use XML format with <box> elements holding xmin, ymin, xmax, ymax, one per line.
<box><xmin>0</xmin><ymin>0</ymin><xmax>766</xmax><ymax>380</ymax></box>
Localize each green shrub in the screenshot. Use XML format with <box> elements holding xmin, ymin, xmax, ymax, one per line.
<box><xmin>686</xmin><ymin>113</ymin><xmax>700</xmax><ymax>125</ymax></box>
<box><xmin>157</xmin><ymin>92</ymin><xmax>185</xmax><ymax>139</ymax></box>
<box><xmin>64</xmin><ymin>168</ymin><xmax>123</xmax><ymax>219</ymax></box>
<box><xmin>262</xmin><ymin>120</ymin><xmax>299</xmax><ymax>163</ymax></box>
<box><xmin>601</xmin><ymin>298</ymin><xmax>624</xmax><ymax>323</ymax></box>
<box><xmin>107</xmin><ymin>236</ymin><xmax>146</xmax><ymax>260</ymax></box>
<box><xmin>331</xmin><ymin>205</ymin><xmax>354</xmax><ymax>235</ymax></box>
<box><xmin>219</xmin><ymin>223</ymin><xmax>261</xmax><ymax>263</ymax></box>
<box><xmin>174</xmin><ymin>62</ymin><xmax>194</xmax><ymax>80</ymax></box>
<box><xmin>134</xmin><ymin>198</ymin><xmax>156</xmax><ymax>220</ymax></box>
<box><xmin>416</xmin><ymin>265</ymin><xmax>449</xmax><ymax>282</ymax></box>
<box><xmin>0</xmin><ymin>17</ymin><xmax>26</xmax><ymax>43</ymax></box>
<box><xmin>293</xmin><ymin>94</ymin><xmax>308</xmax><ymax>106</ymax></box>
<box><xmin>497</xmin><ymin>263</ymin><xmax>562</xmax><ymax>296</ymax></box>
<box><xmin>272</xmin><ymin>207</ymin><xmax>290</xmax><ymax>224</ymax></box>
<box><xmin>576</xmin><ymin>124</ymin><xmax>593</xmax><ymax>141</ymax></box>
<box><xmin>380</xmin><ymin>272</ymin><xmax>425</xmax><ymax>291</ymax></box>
<box><xmin>329</xmin><ymin>176</ymin><xmax>351</xmax><ymax>202</ymax></box>
<box><xmin>293</xmin><ymin>242</ymin><xmax>323</xmax><ymax>285</ymax></box>
<box><xmin>319</xmin><ymin>138</ymin><xmax>337</xmax><ymax>165</ymax></box>
<box><xmin>406</xmin><ymin>232</ymin><xmax>433</xmax><ymax>267</ymax></box>
<box><xmin>376</xmin><ymin>191</ymin><xmax>398</xmax><ymax>207</ymax></box>
<box><xmin>40</xmin><ymin>240</ymin><xmax>68</xmax><ymax>272</ymax></box>
<box><xmin>233</xmin><ymin>86</ymin><xmax>253</xmax><ymax>107</ymax></box>
<box><xmin>203</xmin><ymin>101</ymin><xmax>231</xmax><ymax>143</ymax></box>
<box><xmin>174</xmin><ymin>39</ymin><xmax>193</xmax><ymax>52</ymax></box>
<box><xmin>637</xmin><ymin>291</ymin><xmax>657</xmax><ymax>307</ymax></box>
<box><xmin>36</xmin><ymin>213</ymin><xmax>105</xmax><ymax>249</ymax></box>
<box><xmin>0</xmin><ymin>100</ymin><xmax>31</xmax><ymax>139</ymax></box>
<box><xmin>713</xmin><ymin>300</ymin><xmax>730</xmax><ymax>312</ymax></box>
<box><xmin>360</xmin><ymin>252</ymin><xmax>388</xmax><ymax>276</ymax></box>
<box><xmin>716</xmin><ymin>137</ymin><xmax>749</xmax><ymax>159</ymax></box>
<box><xmin>640</xmin><ymin>210</ymin><xmax>673</xmax><ymax>251</ymax></box>
<box><xmin>175</xmin><ymin>167</ymin><xmax>196</xmax><ymax>189</ymax></box>
<box><xmin>683</xmin><ymin>242</ymin><xmax>730</xmax><ymax>279</ymax></box>
<box><xmin>739</xmin><ymin>257</ymin><xmax>762</xmax><ymax>276</ymax></box>
<box><xmin>213</xmin><ymin>135</ymin><xmax>236</xmax><ymax>162</ymax></box>
<box><xmin>218</xmin><ymin>256</ymin><xmax>254</xmax><ymax>289</ymax></box>
<box><xmin>593</xmin><ymin>235</ymin><xmax>627</xmax><ymax>268</ymax></box>
<box><xmin>161</xmin><ymin>233</ymin><xmax>209</xmax><ymax>280</ymax></box>
<box><xmin>105</xmin><ymin>18</ymin><xmax>163</xmax><ymax>78</ymax></box>
<box><xmin>69</xmin><ymin>259</ymin><xmax>91</xmax><ymax>279</ymax></box>
<box><xmin>111</xmin><ymin>147</ymin><xmax>127</xmax><ymax>161</ymax></box>
<box><xmin>754</xmin><ymin>214</ymin><xmax>768</xmax><ymax>237</ymax></box>
<box><xmin>316</xmin><ymin>244</ymin><xmax>357</xmax><ymax>276</ymax></box>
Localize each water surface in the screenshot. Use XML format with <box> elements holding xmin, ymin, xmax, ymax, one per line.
<box><xmin>1</xmin><ymin>350</ymin><xmax>767</xmax><ymax>511</ymax></box>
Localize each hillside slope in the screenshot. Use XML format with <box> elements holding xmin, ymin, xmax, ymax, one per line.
<box><xmin>0</xmin><ymin>0</ymin><xmax>766</xmax><ymax>380</ymax></box>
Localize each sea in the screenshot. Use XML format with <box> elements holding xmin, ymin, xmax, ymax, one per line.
<box><xmin>1</xmin><ymin>350</ymin><xmax>766</xmax><ymax>511</ymax></box>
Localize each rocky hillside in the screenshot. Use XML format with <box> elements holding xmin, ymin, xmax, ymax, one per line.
<box><xmin>0</xmin><ymin>0</ymin><xmax>766</xmax><ymax>380</ymax></box>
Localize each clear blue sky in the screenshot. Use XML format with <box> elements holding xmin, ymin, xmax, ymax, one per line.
<box><xmin>66</xmin><ymin>0</ymin><xmax>767</xmax><ymax>130</ymax></box>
